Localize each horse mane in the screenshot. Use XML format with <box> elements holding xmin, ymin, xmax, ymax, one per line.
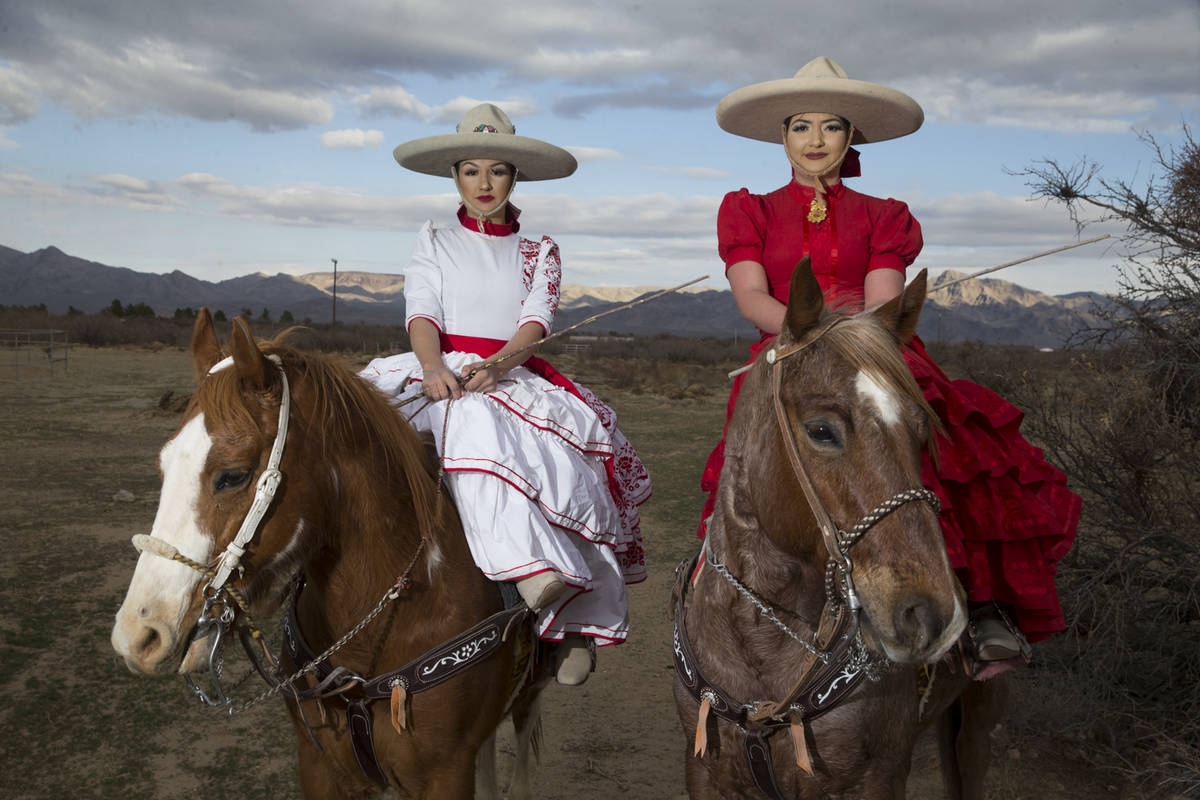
<box><xmin>817</xmin><ymin>309</ymin><xmax>941</xmax><ymax>456</ymax></box>
<box><xmin>195</xmin><ymin>332</ymin><xmax>442</xmax><ymax>543</ymax></box>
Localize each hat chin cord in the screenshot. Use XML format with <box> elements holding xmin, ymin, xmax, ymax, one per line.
<box><xmin>452</xmin><ymin>164</ymin><xmax>520</xmax><ymax>224</ymax></box>
<box><xmin>786</xmin><ymin>124</ymin><xmax>854</xmax><ymax>224</ymax></box>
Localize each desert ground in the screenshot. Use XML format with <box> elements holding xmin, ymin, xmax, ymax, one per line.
<box><xmin>0</xmin><ymin>344</ymin><xmax>1126</xmax><ymax>799</ymax></box>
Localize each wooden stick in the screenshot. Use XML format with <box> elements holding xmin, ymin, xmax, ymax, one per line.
<box><xmin>463</xmin><ymin>275</ymin><xmax>710</xmax><ymax>378</ymax></box>
<box><xmin>928</xmin><ymin>234</ymin><xmax>1110</xmax><ymax>293</ymax></box>
<box><xmin>726</xmin><ymin>235</ymin><xmax>1111</xmax><ymax>379</ymax></box>
<box><xmin>395</xmin><ymin>275</ymin><xmax>709</xmax><ymax>405</ymax></box>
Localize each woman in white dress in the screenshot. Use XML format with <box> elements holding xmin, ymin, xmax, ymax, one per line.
<box><xmin>361</xmin><ymin>104</ymin><xmax>651</xmax><ymax>685</ymax></box>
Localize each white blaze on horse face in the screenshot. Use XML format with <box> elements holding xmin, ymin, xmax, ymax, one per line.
<box><xmin>112</xmin><ymin>415</ymin><xmax>215</xmax><ymax>672</ymax></box>
<box><xmin>855</xmin><ymin>371</ymin><xmax>902</xmax><ymax>427</ymax></box>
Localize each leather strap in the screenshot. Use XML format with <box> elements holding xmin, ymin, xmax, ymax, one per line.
<box><xmin>744</xmin><ymin>728</ymin><xmax>788</xmax><ymax>800</ymax></box>
<box><xmin>282</xmin><ymin>579</ymin><xmax>529</xmax><ymax>788</ymax></box>
<box><xmin>769</xmin><ymin>347</ymin><xmax>859</xmax><ymax>611</ymax></box>
<box><xmin>672</xmin><ymin>554</ymin><xmax>868</xmax><ymax>796</ymax></box>
<box><xmin>346</xmin><ymin>699</ymin><xmax>390</xmax><ymax>787</ymax></box>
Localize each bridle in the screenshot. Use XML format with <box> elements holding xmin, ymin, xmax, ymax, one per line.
<box><xmin>762</xmin><ymin>316</ymin><xmax>940</xmax><ymax>625</ymax></box>
<box><xmin>131</xmin><ymin>353</ymin><xmax>427</xmax><ymax>712</ymax></box>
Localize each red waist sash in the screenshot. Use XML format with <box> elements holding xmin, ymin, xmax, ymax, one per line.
<box><xmin>440</xmin><ymin>333</ymin><xmax>582</xmax><ymax>405</ymax></box>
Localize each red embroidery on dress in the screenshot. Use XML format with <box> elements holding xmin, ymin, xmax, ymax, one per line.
<box><xmin>571</xmin><ymin>383</ymin><xmax>652</xmax><ymax>582</ymax></box>
<box><xmin>542</xmin><ymin>238</ymin><xmax>561</xmax><ymax>316</ymax></box>
<box><xmin>519</xmin><ymin>238</ymin><xmax>540</xmax><ymax>291</ymax></box>
<box><xmin>518</xmin><ymin>237</ymin><xmax>562</xmax><ymax>317</ymax></box>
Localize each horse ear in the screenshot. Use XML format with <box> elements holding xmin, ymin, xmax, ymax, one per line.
<box><xmin>783</xmin><ymin>257</ymin><xmax>825</xmax><ymax>338</ymax></box>
<box><xmin>874</xmin><ymin>269</ymin><xmax>927</xmax><ymax>345</ymax></box>
<box><xmin>191</xmin><ymin>308</ymin><xmax>223</xmax><ymax>382</ymax></box>
<box><xmin>229</xmin><ymin>316</ymin><xmax>275</xmax><ymax>392</ymax></box>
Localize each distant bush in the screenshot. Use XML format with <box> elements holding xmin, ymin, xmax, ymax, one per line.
<box><xmin>1008</xmin><ymin>127</ymin><xmax>1200</xmax><ymax>797</ymax></box>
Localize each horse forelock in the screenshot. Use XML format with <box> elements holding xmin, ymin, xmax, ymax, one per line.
<box><xmin>822</xmin><ymin>311</ymin><xmax>940</xmax><ymax>454</ymax></box>
<box><xmin>191</xmin><ymin>335</ymin><xmax>444</xmax><ymax>552</ymax></box>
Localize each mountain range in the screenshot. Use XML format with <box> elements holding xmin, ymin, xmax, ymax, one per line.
<box><xmin>0</xmin><ymin>244</ymin><xmax>1110</xmax><ymax>348</ymax></box>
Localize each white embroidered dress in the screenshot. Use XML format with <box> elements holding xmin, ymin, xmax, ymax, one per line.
<box><xmin>360</xmin><ymin>216</ymin><xmax>650</xmax><ymax>644</ymax></box>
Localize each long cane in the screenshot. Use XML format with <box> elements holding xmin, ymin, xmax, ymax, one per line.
<box><xmin>395</xmin><ymin>275</ymin><xmax>710</xmax><ymax>406</ymax></box>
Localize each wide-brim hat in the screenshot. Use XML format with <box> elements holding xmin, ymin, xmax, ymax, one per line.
<box><xmin>716</xmin><ymin>57</ymin><xmax>923</xmax><ymax>145</ymax></box>
<box><xmin>393</xmin><ymin>103</ymin><xmax>577</xmax><ymax>181</ymax></box>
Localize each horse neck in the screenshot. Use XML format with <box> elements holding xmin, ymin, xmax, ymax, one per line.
<box><xmin>690</xmin><ymin>368</ymin><xmax>833</xmax><ymax>689</ymax></box>
<box><xmin>703</xmin><ymin>483</ymin><xmax>828</xmax><ymax>629</ymax></box>
<box><xmin>291</xmin><ymin>401</ymin><xmax>489</xmax><ymax>659</ymax></box>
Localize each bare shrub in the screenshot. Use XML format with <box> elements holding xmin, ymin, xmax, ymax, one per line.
<box><xmin>1004</xmin><ymin>128</ymin><xmax>1200</xmax><ymax>797</ymax></box>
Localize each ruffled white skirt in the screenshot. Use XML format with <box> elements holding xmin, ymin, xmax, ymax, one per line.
<box><xmin>360</xmin><ymin>351</ymin><xmax>650</xmax><ymax>644</ymax></box>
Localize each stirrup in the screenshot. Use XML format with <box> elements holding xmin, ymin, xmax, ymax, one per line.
<box><xmin>965</xmin><ymin>603</ymin><xmax>1031</xmax><ymax>675</ymax></box>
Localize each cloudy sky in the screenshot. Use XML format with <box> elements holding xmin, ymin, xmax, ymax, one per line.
<box><xmin>1</xmin><ymin>0</ymin><xmax>1197</xmax><ymax>297</ymax></box>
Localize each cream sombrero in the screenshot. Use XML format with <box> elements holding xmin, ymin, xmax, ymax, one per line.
<box><xmin>716</xmin><ymin>57</ymin><xmax>923</xmax><ymax>145</ymax></box>
<box><xmin>393</xmin><ymin>103</ymin><xmax>577</xmax><ymax>181</ymax></box>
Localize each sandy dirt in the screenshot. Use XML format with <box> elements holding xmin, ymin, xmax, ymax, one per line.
<box><xmin>0</xmin><ymin>345</ymin><xmax>1123</xmax><ymax>798</ymax></box>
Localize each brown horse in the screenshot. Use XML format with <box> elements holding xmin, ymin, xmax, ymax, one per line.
<box><xmin>673</xmin><ymin>260</ymin><xmax>1007</xmax><ymax>799</ymax></box>
<box><xmin>111</xmin><ymin>310</ymin><xmax>546</xmax><ymax>799</ymax></box>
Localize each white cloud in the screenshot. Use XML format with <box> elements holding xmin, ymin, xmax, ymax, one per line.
<box><xmin>3</xmin><ymin>1</ymin><xmax>1193</xmax><ymax>133</ymax></box>
<box><xmin>0</xmin><ymin>67</ymin><xmax>39</xmax><ymax>125</ymax></box>
<box><xmin>352</xmin><ymin>88</ymin><xmax>539</xmax><ymax>125</ymax></box>
<box><xmin>353</xmin><ymin>87</ymin><xmax>432</xmax><ymax>120</ymax></box>
<box><xmin>566</xmin><ymin>146</ymin><xmax>621</xmax><ymax>162</ymax></box>
<box><xmin>645</xmin><ymin>165</ymin><xmax>730</xmax><ymax>179</ymax></box>
<box><xmin>94</xmin><ymin>174</ymin><xmax>161</xmax><ymax>194</ymax></box>
<box><xmin>320</xmin><ymin>128</ymin><xmax>385</xmax><ymax>148</ymax></box>
<box><xmin>0</xmin><ymin>172</ymin><xmax>70</xmax><ymax>202</ymax></box>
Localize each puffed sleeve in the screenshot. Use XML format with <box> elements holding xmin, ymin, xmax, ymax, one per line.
<box><xmin>516</xmin><ymin>235</ymin><xmax>560</xmax><ymax>335</ymax></box>
<box><xmin>403</xmin><ymin>220</ymin><xmax>444</xmax><ymax>332</ymax></box>
<box><xmin>717</xmin><ymin>189</ymin><xmax>768</xmax><ymax>271</ymax></box>
<box><xmin>866</xmin><ymin>199</ymin><xmax>923</xmax><ymax>275</ymax></box>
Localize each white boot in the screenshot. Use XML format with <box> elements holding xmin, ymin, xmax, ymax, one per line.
<box><xmin>554</xmin><ymin>636</ymin><xmax>594</xmax><ymax>686</ymax></box>
<box><xmin>516</xmin><ymin>572</ymin><xmax>565</xmax><ymax>612</ymax></box>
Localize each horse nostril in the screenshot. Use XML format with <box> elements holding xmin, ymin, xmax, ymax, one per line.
<box><xmin>895</xmin><ymin>595</ymin><xmax>937</xmax><ymax>650</ymax></box>
<box><xmin>131</xmin><ymin>622</ymin><xmax>170</xmax><ymax>666</ymax></box>
<box><xmin>137</xmin><ymin>626</ymin><xmax>160</xmax><ymax>652</ymax></box>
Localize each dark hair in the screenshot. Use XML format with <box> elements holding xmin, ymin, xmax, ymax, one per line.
<box><xmin>454</xmin><ymin>159</ymin><xmax>516</xmax><ymax>174</ymax></box>
<box><xmin>782</xmin><ymin>113</ymin><xmax>851</xmax><ymax>130</ymax></box>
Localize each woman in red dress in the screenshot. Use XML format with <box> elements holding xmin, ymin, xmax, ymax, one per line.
<box><xmin>699</xmin><ymin>57</ymin><xmax>1080</xmax><ymax>668</ymax></box>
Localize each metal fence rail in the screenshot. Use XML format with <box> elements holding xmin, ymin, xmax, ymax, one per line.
<box><xmin>0</xmin><ymin>329</ymin><xmax>70</xmax><ymax>377</ymax></box>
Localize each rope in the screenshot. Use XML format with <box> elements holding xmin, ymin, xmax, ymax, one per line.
<box><xmin>131</xmin><ymin>532</ymin><xmax>427</xmax><ymax>716</ymax></box>
<box><xmin>703</xmin><ymin>540</ymin><xmax>829</xmax><ymax>664</ymax></box>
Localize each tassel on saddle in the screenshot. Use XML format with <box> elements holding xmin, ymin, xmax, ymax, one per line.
<box><xmin>694</xmin><ymin>693</ymin><xmax>713</xmax><ymax>757</ymax></box>
<box><xmin>390</xmin><ymin>681</ymin><xmax>410</xmax><ymax>734</ymax></box>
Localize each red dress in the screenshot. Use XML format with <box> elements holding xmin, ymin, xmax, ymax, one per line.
<box><xmin>699</xmin><ymin>179</ymin><xmax>1080</xmax><ymax>643</ymax></box>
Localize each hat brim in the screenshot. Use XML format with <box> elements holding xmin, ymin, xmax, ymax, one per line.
<box><xmin>392</xmin><ymin>132</ymin><xmax>578</xmax><ymax>181</ymax></box>
<box><xmin>716</xmin><ymin>76</ymin><xmax>923</xmax><ymax>144</ymax></box>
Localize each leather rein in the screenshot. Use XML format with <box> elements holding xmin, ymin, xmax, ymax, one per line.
<box><xmin>674</xmin><ymin>316</ymin><xmax>940</xmax><ymax>797</ymax></box>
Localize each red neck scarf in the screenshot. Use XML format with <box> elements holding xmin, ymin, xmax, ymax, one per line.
<box><xmin>456</xmin><ymin>203</ymin><xmax>521</xmax><ymax>236</ymax></box>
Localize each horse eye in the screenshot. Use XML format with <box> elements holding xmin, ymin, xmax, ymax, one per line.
<box><xmin>213</xmin><ymin>468</ymin><xmax>252</xmax><ymax>493</ymax></box>
<box><xmin>805</xmin><ymin>423</ymin><xmax>840</xmax><ymax>447</ymax></box>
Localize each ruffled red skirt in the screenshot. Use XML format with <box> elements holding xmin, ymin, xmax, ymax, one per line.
<box><xmin>699</xmin><ymin>335</ymin><xmax>1079</xmax><ymax>642</ymax></box>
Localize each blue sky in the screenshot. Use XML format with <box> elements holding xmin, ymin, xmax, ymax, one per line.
<box><xmin>1</xmin><ymin>0</ymin><xmax>1197</xmax><ymax>296</ymax></box>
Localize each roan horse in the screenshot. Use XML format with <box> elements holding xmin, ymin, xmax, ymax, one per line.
<box><xmin>112</xmin><ymin>310</ymin><xmax>546</xmax><ymax>799</ymax></box>
<box><xmin>673</xmin><ymin>260</ymin><xmax>1007</xmax><ymax>799</ymax></box>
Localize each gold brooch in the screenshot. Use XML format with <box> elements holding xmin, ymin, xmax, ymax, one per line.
<box><xmin>807</xmin><ymin>196</ymin><xmax>827</xmax><ymax>224</ymax></box>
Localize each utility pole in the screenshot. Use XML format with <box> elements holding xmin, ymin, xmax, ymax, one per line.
<box><xmin>331</xmin><ymin>258</ymin><xmax>338</xmax><ymax>326</ymax></box>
